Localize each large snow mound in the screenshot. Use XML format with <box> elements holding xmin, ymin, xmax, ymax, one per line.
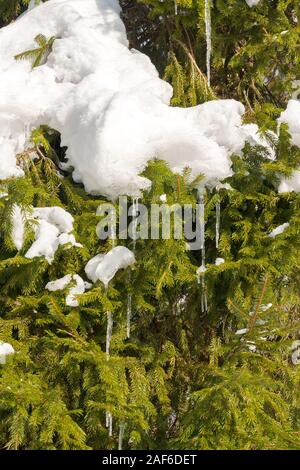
<box><xmin>0</xmin><ymin>0</ymin><xmax>268</xmax><ymax>199</ymax></box>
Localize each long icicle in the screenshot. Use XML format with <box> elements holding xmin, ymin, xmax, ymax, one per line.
<box><xmin>106</xmin><ymin>411</ymin><xmax>113</xmax><ymax>437</ymax></box>
<box><xmin>204</xmin><ymin>0</ymin><xmax>212</xmax><ymax>86</ymax></box>
<box><xmin>132</xmin><ymin>197</ymin><xmax>139</xmax><ymax>251</ymax></box>
<box><xmin>276</xmin><ymin>121</ymin><xmax>281</xmax><ymax>137</ymax></box>
<box><xmin>105</xmin><ymin>311</ymin><xmax>113</xmax><ymax>436</ymax></box>
<box><xmin>216</xmin><ymin>201</ymin><xmax>220</xmax><ymax>249</ymax></box>
<box><xmin>127</xmin><ymin>293</ymin><xmax>132</xmax><ymax>339</ymax></box>
<box><xmin>199</xmin><ymin>193</ymin><xmax>205</xmax><ymax>267</ymax></box>
<box><xmin>111</xmin><ymin>211</ymin><xmax>116</xmax><ymax>247</ymax></box>
<box><xmin>174</xmin><ymin>0</ymin><xmax>178</xmax><ymax>16</ymax></box>
<box><xmin>197</xmin><ymin>190</ymin><xmax>207</xmax><ymax>312</ymax></box>
<box><xmin>118</xmin><ymin>421</ymin><xmax>126</xmax><ymax>450</ymax></box>
<box><xmin>127</xmin><ymin>197</ymin><xmax>138</xmax><ymax>339</ymax></box>
<box><xmin>108</xmin><ymin>413</ymin><xmax>113</xmax><ymax>437</ymax></box>
<box><xmin>106</xmin><ymin>311</ymin><xmax>113</xmax><ymax>360</ymax></box>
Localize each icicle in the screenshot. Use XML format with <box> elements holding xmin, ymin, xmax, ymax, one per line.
<box><xmin>105</xmin><ymin>411</ymin><xmax>113</xmax><ymax>436</ymax></box>
<box><xmin>197</xmin><ymin>188</ymin><xmax>207</xmax><ymax>312</ymax></box>
<box><xmin>118</xmin><ymin>421</ymin><xmax>126</xmax><ymax>450</ymax></box>
<box><xmin>106</xmin><ymin>311</ymin><xmax>113</xmax><ymax>360</ymax></box>
<box><xmin>110</xmin><ymin>212</ymin><xmax>117</xmax><ymax>247</ymax></box>
<box><xmin>276</xmin><ymin>121</ymin><xmax>281</xmax><ymax>137</ymax></box>
<box><xmin>132</xmin><ymin>197</ymin><xmax>139</xmax><ymax>251</ymax></box>
<box><xmin>109</xmin><ymin>413</ymin><xmax>113</xmax><ymax>437</ymax></box>
<box><xmin>174</xmin><ymin>0</ymin><xmax>178</xmax><ymax>15</ymax></box>
<box><xmin>216</xmin><ymin>201</ymin><xmax>220</xmax><ymax>249</ymax></box>
<box><xmin>198</xmin><ymin>192</ymin><xmax>205</xmax><ymax>268</ymax></box>
<box><xmin>196</xmin><ymin>265</ymin><xmax>207</xmax><ymax>313</ymax></box>
<box><xmin>105</xmin><ymin>309</ymin><xmax>114</xmax><ymax>435</ymax></box>
<box><xmin>127</xmin><ymin>293</ymin><xmax>132</xmax><ymax>339</ymax></box>
<box><xmin>204</xmin><ymin>0</ymin><xmax>212</xmax><ymax>86</ymax></box>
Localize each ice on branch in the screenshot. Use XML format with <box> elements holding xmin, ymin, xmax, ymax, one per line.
<box><xmin>0</xmin><ymin>0</ymin><xmax>273</xmax><ymax>199</ymax></box>
<box><xmin>85</xmin><ymin>246</ymin><xmax>135</xmax><ymax>288</ymax></box>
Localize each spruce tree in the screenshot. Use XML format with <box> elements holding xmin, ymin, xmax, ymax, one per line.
<box><xmin>1</xmin><ymin>0</ymin><xmax>300</xmax><ymax>451</ymax></box>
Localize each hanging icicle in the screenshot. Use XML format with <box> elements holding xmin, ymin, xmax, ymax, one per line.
<box><xmin>127</xmin><ymin>293</ymin><xmax>132</xmax><ymax>339</ymax></box>
<box><xmin>106</xmin><ymin>311</ymin><xmax>113</xmax><ymax>360</ymax></box>
<box><xmin>196</xmin><ymin>265</ymin><xmax>208</xmax><ymax>313</ymax></box>
<box><xmin>132</xmin><ymin>197</ymin><xmax>139</xmax><ymax>251</ymax></box>
<box><xmin>105</xmin><ymin>411</ymin><xmax>113</xmax><ymax>437</ymax></box>
<box><xmin>110</xmin><ymin>211</ymin><xmax>117</xmax><ymax>247</ymax></box>
<box><xmin>197</xmin><ymin>188</ymin><xmax>208</xmax><ymax>312</ymax></box>
<box><xmin>198</xmin><ymin>191</ymin><xmax>206</xmax><ymax>268</ymax></box>
<box><xmin>118</xmin><ymin>421</ymin><xmax>126</xmax><ymax>450</ymax></box>
<box><xmin>276</xmin><ymin>121</ymin><xmax>281</xmax><ymax>137</ymax></box>
<box><xmin>105</xmin><ymin>312</ymin><xmax>113</xmax><ymax>436</ymax></box>
<box><xmin>215</xmin><ymin>201</ymin><xmax>220</xmax><ymax>249</ymax></box>
<box><xmin>204</xmin><ymin>0</ymin><xmax>212</xmax><ymax>86</ymax></box>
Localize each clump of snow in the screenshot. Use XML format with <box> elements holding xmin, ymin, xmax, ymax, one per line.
<box><xmin>11</xmin><ymin>204</ymin><xmax>81</xmax><ymax>262</ymax></box>
<box><xmin>278</xmin><ymin>100</ymin><xmax>300</xmax><ymax>147</ymax></box>
<box><xmin>215</xmin><ymin>257</ymin><xmax>225</xmax><ymax>266</ymax></box>
<box><xmin>196</xmin><ymin>265</ymin><xmax>207</xmax><ymax>276</ymax></box>
<box><xmin>0</xmin><ymin>0</ymin><xmax>273</xmax><ymax>199</ymax></box>
<box><xmin>25</xmin><ymin>207</ymin><xmax>80</xmax><ymax>262</ymax></box>
<box><xmin>260</xmin><ymin>303</ymin><xmax>273</xmax><ymax>311</ymax></box>
<box><xmin>269</xmin><ymin>223</ymin><xmax>289</xmax><ymax>238</ymax></box>
<box><xmin>291</xmin><ymin>340</ymin><xmax>300</xmax><ymax>365</ymax></box>
<box><xmin>235</xmin><ymin>328</ymin><xmax>248</xmax><ymax>335</ymax></box>
<box><xmin>85</xmin><ymin>246</ymin><xmax>135</xmax><ymax>288</ymax></box>
<box><xmin>12</xmin><ymin>204</ymin><xmax>25</xmax><ymax>250</ymax></box>
<box><xmin>0</xmin><ymin>342</ymin><xmax>15</xmax><ymax>364</ymax></box>
<box><xmin>160</xmin><ymin>194</ymin><xmax>167</xmax><ymax>203</ymax></box>
<box><xmin>32</xmin><ymin>207</ymin><xmax>74</xmax><ymax>233</ymax></box>
<box><xmin>279</xmin><ymin>172</ymin><xmax>300</xmax><ymax>193</ymax></box>
<box><xmin>46</xmin><ymin>274</ymin><xmax>86</xmax><ymax>307</ymax></box>
<box><xmin>245</xmin><ymin>0</ymin><xmax>261</xmax><ymax>6</ymax></box>
<box><xmin>292</xmin><ymin>81</ymin><xmax>300</xmax><ymax>100</ymax></box>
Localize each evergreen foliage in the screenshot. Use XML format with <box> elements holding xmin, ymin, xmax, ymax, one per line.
<box><xmin>122</xmin><ymin>0</ymin><xmax>300</xmax><ymax>112</ymax></box>
<box><xmin>1</xmin><ymin>0</ymin><xmax>300</xmax><ymax>451</ymax></box>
